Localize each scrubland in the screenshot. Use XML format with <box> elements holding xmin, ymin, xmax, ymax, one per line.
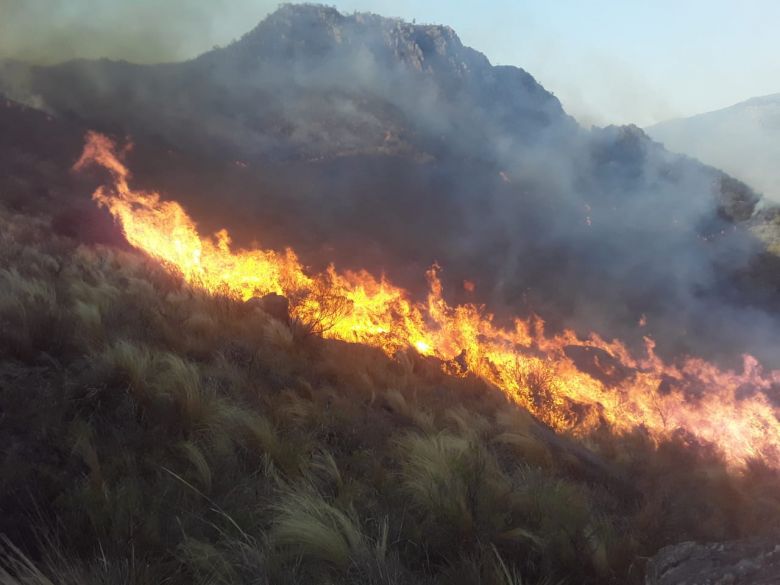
<box><xmin>1</xmin><ymin>205</ymin><xmax>778</xmax><ymax>585</ymax></box>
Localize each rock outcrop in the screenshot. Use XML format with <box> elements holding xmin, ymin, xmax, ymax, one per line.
<box><xmin>645</xmin><ymin>538</ymin><xmax>780</xmax><ymax>585</ymax></box>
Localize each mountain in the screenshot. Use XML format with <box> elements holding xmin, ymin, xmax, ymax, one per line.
<box><xmin>0</xmin><ymin>4</ymin><xmax>778</xmax><ymax>365</ymax></box>
<box><xmin>0</xmin><ymin>5</ymin><xmax>575</xmax><ymax>163</ymax></box>
<box><xmin>2</xmin><ymin>7</ymin><xmax>780</xmax><ymax>584</ymax></box>
<box><xmin>2</xmin><ymin>188</ymin><xmax>778</xmax><ymax>585</ymax></box>
<box><xmin>647</xmin><ymin>94</ymin><xmax>780</xmax><ymax>203</ymax></box>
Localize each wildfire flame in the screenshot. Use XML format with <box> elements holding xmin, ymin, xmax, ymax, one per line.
<box><xmin>75</xmin><ymin>132</ymin><xmax>780</xmax><ymax>467</ymax></box>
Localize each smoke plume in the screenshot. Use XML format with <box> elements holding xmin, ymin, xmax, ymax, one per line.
<box><xmin>3</xmin><ymin>3</ymin><xmax>779</xmax><ymax>368</ymax></box>
<box><xmin>0</xmin><ymin>0</ymin><xmax>278</xmax><ymax>64</ymax></box>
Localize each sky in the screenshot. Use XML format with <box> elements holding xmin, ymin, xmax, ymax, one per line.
<box><xmin>1</xmin><ymin>0</ymin><xmax>779</xmax><ymax>127</ymax></box>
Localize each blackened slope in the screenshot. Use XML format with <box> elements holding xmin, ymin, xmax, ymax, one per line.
<box><xmin>203</xmin><ymin>4</ymin><xmax>573</xmax><ymax>157</ymax></box>
<box><xmin>0</xmin><ymin>4</ymin><xmax>777</xmax><ymax>365</ymax></box>
<box><xmin>0</xmin><ymin>96</ymin><xmax>125</xmax><ymax>245</ymax></box>
<box><xmin>12</xmin><ymin>4</ymin><xmax>573</xmax><ymax>163</ymax></box>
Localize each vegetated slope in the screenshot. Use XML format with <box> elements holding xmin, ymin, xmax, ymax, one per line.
<box><xmin>0</xmin><ymin>74</ymin><xmax>779</xmax><ymax>584</ymax></box>
<box><xmin>647</xmin><ymin>94</ymin><xmax>780</xmax><ymax>203</ymax></box>
<box><xmin>1</xmin><ymin>4</ymin><xmax>778</xmax><ymax>367</ymax></box>
<box><xmin>1</xmin><ymin>197</ymin><xmax>779</xmax><ymax>585</ymax></box>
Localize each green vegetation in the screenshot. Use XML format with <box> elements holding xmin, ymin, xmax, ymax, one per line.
<box><xmin>1</xmin><ymin>204</ymin><xmax>779</xmax><ymax>585</ymax></box>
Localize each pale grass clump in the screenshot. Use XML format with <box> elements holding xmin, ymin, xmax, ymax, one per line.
<box><xmin>124</xmin><ymin>275</ymin><xmax>159</xmax><ymax>302</ymax></box>
<box><xmin>0</xmin><ymin>534</ymin><xmax>164</xmax><ymax>585</ymax></box>
<box><xmin>493</xmin><ymin>410</ymin><xmax>553</xmax><ymax>467</ymax></box>
<box><xmin>493</xmin><ymin>431</ymin><xmax>552</xmax><ymax>468</ymax></box>
<box><xmin>445</xmin><ymin>405</ymin><xmax>492</xmax><ymax>439</ymax></box>
<box><xmin>99</xmin><ymin>341</ymin><xmax>212</xmax><ymax>426</ymax></box>
<box><xmin>395</xmin><ymin>430</ymin><xmax>556</xmax><ymax>569</ymax></box>
<box><xmin>176</xmin><ymin>440</ymin><xmax>214</xmax><ymax>492</ymax></box>
<box><xmin>12</xmin><ymin>248</ymin><xmax>60</xmax><ymax>279</ymax></box>
<box><xmin>70</xmin><ymin>419</ymin><xmax>106</xmax><ymax>494</ymax></box>
<box><xmin>268</xmin><ymin>452</ymin><xmax>397</xmax><ymax>580</ymax></box>
<box><xmin>70</xmin><ymin>300</ymin><xmax>104</xmax><ymax>347</ymax></box>
<box><xmin>184</xmin><ymin>310</ymin><xmax>220</xmax><ymax>341</ymax></box>
<box><xmin>176</xmin><ymin>532</ymin><xmax>268</xmax><ymax>585</ymax></box>
<box><xmin>102</xmin><ymin>344</ymin><xmax>200</xmax><ymax>418</ymax></box>
<box><xmin>152</xmin><ymin>353</ymin><xmax>210</xmax><ymax>426</ymax></box>
<box><xmin>491</xmin><ymin>545</ymin><xmax>529</xmax><ymax>585</ymax></box>
<box><xmin>70</xmin><ymin>246</ymin><xmax>130</xmax><ymax>290</ymax></box>
<box><xmin>99</xmin><ymin>340</ymin><xmax>154</xmax><ymax>398</ymax></box>
<box><xmin>509</xmin><ymin>467</ymin><xmax>599</xmax><ymax>575</ymax></box>
<box><xmin>306</xmin><ymin>449</ymin><xmax>344</xmax><ymax>492</ymax></box>
<box><xmin>46</xmin><ymin>248</ymin><xmax>119</xmax><ymax>349</ymax></box>
<box><xmin>0</xmin><ymin>213</ymin><xmax>61</xmax><ymax>280</ymax></box>
<box><xmin>0</xmin><ymin>263</ymin><xmax>69</xmax><ymax>359</ymax></box>
<box><xmin>162</xmin><ymin>289</ymin><xmax>203</xmax><ymax>325</ymax></box>
<box><xmin>68</xmin><ymin>275</ymin><xmax>120</xmax><ymax>316</ymax></box>
<box><xmin>207</xmin><ymin>403</ymin><xmax>281</xmax><ymax>460</ymax></box>
<box><xmin>173</xmin><ymin>392</ymin><xmax>289</xmax><ymax>474</ymax></box>
<box><xmin>276</xmin><ymin>388</ymin><xmax>319</xmax><ymax>428</ymax></box>
<box><xmin>0</xmin><ymin>268</ymin><xmax>57</xmax><ymax>328</ymax></box>
<box><xmin>271</xmin><ymin>485</ymin><xmax>387</xmax><ymax>571</ymax></box>
<box><xmin>99</xmin><ymin>341</ymin><xmax>284</xmax><ymax>462</ymax></box>
<box><xmin>384</xmin><ymin>388</ymin><xmax>436</xmax><ymax>432</ymax></box>
<box><xmin>112</xmin><ymin>248</ymin><xmax>155</xmax><ymax>279</ymax></box>
<box><xmin>262</xmin><ymin>317</ymin><xmax>295</xmax><ymax>350</ymax></box>
<box><xmin>397</xmin><ymin>432</ymin><xmax>475</xmax><ymax>514</ymax></box>
<box><xmin>392</xmin><ymin>349</ymin><xmax>416</xmax><ymax>389</ymax></box>
<box><xmin>66</xmin><ymin>264</ymin><xmax>119</xmax><ymax>348</ymax></box>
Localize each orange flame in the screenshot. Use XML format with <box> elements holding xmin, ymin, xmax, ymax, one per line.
<box><xmin>75</xmin><ymin>132</ymin><xmax>780</xmax><ymax>467</ymax></box>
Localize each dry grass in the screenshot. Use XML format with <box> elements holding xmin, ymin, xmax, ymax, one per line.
<box><xmin>1</xmin><ymin>205</ymin><xmax>779</xmax><ymax>585</ymax></box>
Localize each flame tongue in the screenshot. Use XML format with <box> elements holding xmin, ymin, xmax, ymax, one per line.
<box><xmin>75</xmin><ymin>131</ymin><xmax>780</xmax><ymax>467</ymax></box>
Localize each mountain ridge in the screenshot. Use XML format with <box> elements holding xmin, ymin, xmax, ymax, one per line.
<box><xmin>650</xmin><ymin>92</ymin><xmax>780</xmax><ymax>127</ymax></box>
<box><xmin>1</xmin><ymin>3</ymin><xmax>778</xmax><ymax>365</ymax></box>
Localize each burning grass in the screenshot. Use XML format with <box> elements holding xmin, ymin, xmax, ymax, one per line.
<box><xmin>0</xmin><ymin>204</ymin><xmax>779</xmax><ymax>584</ymax></box>
<box><xmin>71</xmin><ymin>131</ymin><xmax>780</xmax><ymax>469</ymax></box>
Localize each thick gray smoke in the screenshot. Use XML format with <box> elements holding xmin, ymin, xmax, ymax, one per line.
<box><xmin>0</xmin><ymin>0</ymin><xmax>278</xmax><ymax>64</ymax></box>
<box><xmin>3</xmin><ymin>4</ymin><xmax>779</xmax><ymax>367</ymax></box>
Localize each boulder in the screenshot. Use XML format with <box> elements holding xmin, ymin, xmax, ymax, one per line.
<box><xmin>645</xmin><ymin>538</ymin><xmax>780</xmax><ymax>585</ymax></box>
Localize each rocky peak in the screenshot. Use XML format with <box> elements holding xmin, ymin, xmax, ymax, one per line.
<box><xmin>231</xmin><ymin>3</ymin><xmax>474</xmax><ymax>73</ymax></box>
<box><xmin>214</xmin><ymin>3</ymin><xmax>559</xmax><ymax>113</ymax></box>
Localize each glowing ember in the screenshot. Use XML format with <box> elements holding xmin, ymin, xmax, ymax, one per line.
<box><xmin>75</xmin><ymin>131</ymin><xmax>780</xmax><ymax>467</ymax></box>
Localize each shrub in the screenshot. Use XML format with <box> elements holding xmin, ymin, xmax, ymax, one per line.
<box><xmin>1</xmin><ymin>204</ymin><xmax>779</xmax><ymax>585</ymax></box>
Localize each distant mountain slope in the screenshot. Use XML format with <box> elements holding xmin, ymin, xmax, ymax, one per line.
<box><xmin>1</xmin><ymin>4</ymin><xmax>778</xmax><ymax>364</ymax></box>
<box><xmin>647</xmin><ymin>94</ymin><xmax>780</xmax><ymax>202</ymax></box>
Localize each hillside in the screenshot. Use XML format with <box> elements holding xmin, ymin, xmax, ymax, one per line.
<box><xmin>1</xmin><ymin>4</ymin><xmax>778</xmax><ymax>366</ymax></box>
<box><xmin>1</xmin><ymin>5</ymin><xmax>780</xmax><ymax>585</ymax></box>
<box><xmin>0</xmin><ymin>77</ymin><xmax>778</xmax><ymax>585</ymax></box>
<box><xmin>1</xmin><ymin>194</ymin><xmax>779</xmax><ymax>585</ymax></box>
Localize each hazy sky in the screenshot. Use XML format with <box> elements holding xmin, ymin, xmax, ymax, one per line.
<box><xmin>2</xmin><ymin>0</ymin><xmax>778</xmax><ymax>126</ymax></box>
